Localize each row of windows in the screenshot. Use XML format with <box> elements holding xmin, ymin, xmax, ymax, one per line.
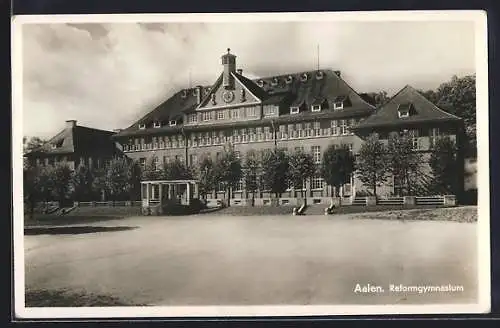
<box><xmin>139</xmin><ymin>144</ymin><xmax>354</xmax><ymax>174</ymax></box>
<box><xmin>215</xmin><ymin>175</ymin><xmax>333</xmax><ymax>192</ymax></box>
<box><xmin>123</xmin><ymin>120</ymin><xmax>358</xmax><ymax>152</ymax></box>
<box><xmin>33</xmin><ymin>156</ymin><xmax>106</xmax><ymax>168</ymax></box>
<box><xmin>186</xmin><ymin>106</ymin><xmax>259</xmax><ymax>124</ymax></box>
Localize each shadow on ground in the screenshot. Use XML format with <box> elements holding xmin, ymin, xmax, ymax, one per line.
<box><xmin>25</xmin><ymin>288</ymin><xmax>147</xmax><ymax>307</ymax></box>
<box><xmin>24</xmin><ymin>226</ymin><xmax>138</xmax><ymax>236</ymax></box>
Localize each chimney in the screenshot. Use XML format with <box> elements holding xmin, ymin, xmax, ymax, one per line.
<box><xmin>237</xmin><ymin>69</ymin><xmax>243</xmax><ymax>75</ymax></box>
<box><xmin>196</xmin><ymin>85</ymin><xmax>203</xmax><ymax>104</ymax></box>
<box><xmin>65</xmin><ymin>120</ymin><xmax>77</xmax><ymax>128</ymax></box>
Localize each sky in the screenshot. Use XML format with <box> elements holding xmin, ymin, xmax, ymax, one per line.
<box><xmin>20</xmin><ymin>19</ymin><xmax>476</xmax><ymax>139</ymax></box>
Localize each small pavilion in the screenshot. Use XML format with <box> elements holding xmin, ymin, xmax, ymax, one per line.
<box><xmin>140</xmin><ymin>179</ymin><xmax>200</xmax><ymax>214</ymax></box>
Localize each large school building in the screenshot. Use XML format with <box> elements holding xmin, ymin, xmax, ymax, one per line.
<box><xmin>109</xmin><ymin>49</ymin><xmax>465</xmax><ymax>204</ymax></box>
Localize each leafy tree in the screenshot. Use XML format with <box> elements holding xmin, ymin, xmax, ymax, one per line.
<box><xmin>363</xmin><ymin>91</ymin><xmax>389</xmax><ymax>107</ymax></box>
<box><xmin>196</xmin><ymin>156</ymin><xmax>217</xmax><ymax>200</ymax></box>
<box><xmin>356</xmin><ymin>133</ymin><xmax>389</xmax><ymax>197</ymax></box>
<box><xmin>105</xmin><ymin>157</ymin><xmax>133</xmax><ymax>201</ymax></box>
<box><xmin>421</xmin><ymin>74</ymin><xmax>476</xmax><ymax>155</ymax></box>
<box><xmin>260</xmin><ymin>148</ymin><xmax>290</xmax><ymax>202</ymax></box>
<box><xmin>23</xmin><ymin>136</ymin><xmax>47</xmax><ymax>154</ymax></box>
<box><xmin>321</xmin><ymin>144</ymin><xmax>356</xmax><ymax>200</ymax></box>
<box><xmin>213</xmin><ymin>145</ymin><xmax>242</xmax><ymax>207</ymax></box>
<box><xmin>429</xmin><ymin>136</ymin><xmax>458</xmax><ymax>194</ymax></box>
<box><xmin>289</xmin><ymin>149</ymin><xmax>316</xmax><ymax>205</ymax></box>
<box><xmin>91</xmin><ymin>167</ymin><xmax>108</xmax><ymax>201</ymax></box>
<box><xmin>72</xmin><ymin>164</ymin><xmax>94</xmax><ymax>201</ymax></box>
<box><xmin>243</xmin><ymin>151</ymin><xmax>260</xmax><ymax>206</ymax></box>
<box><xmin>163</xmin><ymin>158</ymin><xmax>194</xmax><ymax>180</ymax></box>
<box><xmin>386</xmin><ymin>132</ymin><xmax>423</xmax><ymax>196</ymax></box>
<box><xmin>23</xmin><ymin>164</ymin><xmax>45</xmax><ymax>219</ymax></box>
<box><xmin>126</xmin><ymin>161</ymin><xmax>142</xmax><ymax>201</ymax></box>
<box><xmin>48</xmin><ymin>163</ymin><xmax>73</xmax><ymax>205</ymax></box>
<box><xmin>142</xmin><ymin>155</ymin><xmax>163</xmax><ymax>181</ymax></box>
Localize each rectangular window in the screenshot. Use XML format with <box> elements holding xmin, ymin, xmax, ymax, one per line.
<box><xmin>264</xmin><ymin>126</ymin><xmax>271</xmax><ymax>140</ymax></box>
<box><xmin>232</xmin><ymin>108</ymin><xmax>240</xmax><ymax>119</ymax></box>
<box><xmin>163</xmin><ymin>156</ymin><xmax>169</xmax><ymax>164</ymax></box>
<box><xmin>190</xmin><ymin>154</ymin><xmax>197</xmax><ymax>166</ymax></box>
<box><xmin>290</xmin><ymin>106</ymin><xmax>299</xmax><ymax>114</ymax></box>
<box><xmin>202</xmin><ymin>111</ymin><xmax>211</xmax><ymax>121</ymax></box>
<box><xmin>311</xmin><ymin>176</ymin><xmax>325</xmax><ymax>190</ymax></box>
<box><xmin>257</xmin><ymin>127</ymin><xmax>263</xmax><ymax>141</ymax></box>
<box><xmin>169</xmin><ymin>120</ymin><xmax>177</xmax><ymax>126</ymax></box>
<box><xmin>411</xmin><ymin>129</ymin><xmax>420</xmax><ymax>150</ymax></box>
<box><xmin>153</xmin><ymin>157</ymin><xmax>161</xmax><ymax>171</ymax></box>
<box><xmin>313</xmin><ymin>121</ymin><xmax>321</xmax><ymax>136</ymax></box>
<box><xmin>246</xmin><ymin>107</ymin><xmax>257</xmax><ymax>117</ymax></box>
<box><xmin>218</xmin><ymin>110</ymin><xmax>225</xmax><ymax>120</ymax></box>
<box><xmin>295</xmin><ymin>146</ymin><xmax>304</xmax><ymax>153</ymax></box>
<box><xmin>139</xmin><ymin>123</ymin><xmax>146</xmax><ymax>129</ymax></box>
<box><xmin>235</xmin><ymin>178</ymin><xmax>244</xmax><ymax>192</ymax></box>
<box><xmin>334</xmin><ymin>102</ymin><xmax>343</xmax><ymax>110</ymax></box>
<box><xmin>312</xmin><ymin>145</ymin><xmax>321</xmax><ymax>164</ymax></box>
<box><xmin>154</xmin><ymin>121</ymin><xmax>161</xmax><ymax>128</ymax></box>
<box><xmin>340</xmin><ymin>119</ymin><xmax>348</xmax><ymax>135</ymax></box>
<box><xmin>234</xmin><ymin>151</ymin><xmax>241</xmax><ymax>160</ymax></box>
<box><xmin>264</xmin><ymin>105</ymin><xmax>277</xmax><ymax>116</ymax></box>
<box><xmin>139</xmin><ymin>158</ymin><xmax>146</xmax><ymax>170</ymax></box>
<box><xmin>311</xmin><ymin>104</ymin><xmax>321</xmax><ymax>112</ymax></box>
<box><xmin>188</xmin><ymin>113</ymin><xmax>197</xmax><ymax>124</ymax></box>
<box><xmin>429</xmin><ymin>128</ymin><xmax>440</xmax><ymax>148</ymax></box>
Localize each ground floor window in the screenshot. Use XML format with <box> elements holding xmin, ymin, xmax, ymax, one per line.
<box><xmin>311</xmin><ymin>176</ymin><xmax>324</xmax><ymax>190</ymax></box>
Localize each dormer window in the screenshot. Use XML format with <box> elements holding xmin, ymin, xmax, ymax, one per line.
<box><xmin>138</xmin><ymin>123</ymin><xmax>146</xmax><ymax>129</ymax></box>
<box><xmin>333</xmin><ymin>102</ymin><xmax>344</xmax><ymax>110</ymax></box>
<box><xmin>315</xmin><ymin>71</ymin><xmax>324</xmax><ymax>80</ymax></box>
<box><xmin>181</xmin><ymin>90</ymin><xmax>188</xmax><ymax>98</ymax></box>
<box><xmin>257</xmin><ymin>80</ymin><xmax>265</xmax><ymax>88</ymax></box>
<box><xmin>290</xmin><ymin>106</ymin><xmax>300</xmax><ymax>114</ymax></box>
<box><xmin>211</xmin><ymin>93</ymin><xmax>216</xmax><ymax>105</ymax></box>
<box><xmin>153</xmin><ymin>121</ymin><xmax>161</xmax><ymax>128</ymax></box>
<box><xmin>271</xmin><ymin>77</ymin><xmax>279</xmax><ymax>86</ymax></box>
<box><xmin>204</xmin><ymin>88</ymin><xmax>211</xmax><ymax>95</ymax></box>
<box><xmin>311</xmin><ymin>104</ymin><xmax>322</xmax><ymax>112</ymax></box>
<box><xmin>300</xmin><ymin>73</ymin><xmax>308</xmax><ymax>82</ymax></box>
<box><xmin>333</xmin><ymin>95</ymin><xmax>347</xmax><ymax>110</ymax></box>
<box><xmin>397</xmin><ymin>103</ymin><xmax>413</xmax><ymax>118</ymax></box>
<box><xmin>285</xmin><ymin>75</ymin><xmax>293</xmax><ymax>84</ymax></box>
<box><xmin>169</xmin><ymin>120</ymin><xmax>177</xmax><ymax>126</ymax></box>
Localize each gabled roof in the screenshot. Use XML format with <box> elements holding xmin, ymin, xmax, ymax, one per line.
<box><xmin>24</xmin><ymin>124</ymin><xmax>115</xmax><ymax>157</ymax></box>
<box><xmin>114</xmin><ymin>68</ymin><xmax>376</xmax><ymax>138</ymax></box>
<box><xmin>355</xmin><ymin>85</ymin><xmax>462</xmax><ymax>129</ymax></box>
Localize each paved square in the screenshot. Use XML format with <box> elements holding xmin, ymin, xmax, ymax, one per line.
<box><xmin>24</xmin><ymin>214</ymin><xmax>477</xmax><ymax>306</ymax></box>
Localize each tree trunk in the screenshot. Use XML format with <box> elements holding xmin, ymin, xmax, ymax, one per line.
<box><xmin>251</xmin><ymin>192</ymin><xmax>255</xmax><ymax>207</ymax></box>
<box><xmin>226</xmin><ymin>187</ymin><xmax>231</xmax><ymax>207</ymax></box>
<box><xmin>302</xmin><ymin>179</ymin><xmax>307</xmax><ymax>206</ymax></box>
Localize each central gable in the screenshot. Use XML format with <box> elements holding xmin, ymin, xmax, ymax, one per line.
<box><xmin>197</xmin><ymin>73</ymin><xmax>263</xmax><ymax>110</ymax></box>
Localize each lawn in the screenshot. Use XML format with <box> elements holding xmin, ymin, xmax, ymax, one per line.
<box><xmin>23</xmin><ymin>207</ymin><xmax>478</xmax><ymax>307</ymax></box>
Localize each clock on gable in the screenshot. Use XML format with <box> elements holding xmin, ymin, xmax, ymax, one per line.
<box><xmin>222</xmin><ymin>90</ymin><xmax>235</xmax><ymax>103</ymax></box>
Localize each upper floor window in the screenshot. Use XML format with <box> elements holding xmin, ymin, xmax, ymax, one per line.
<box><xmin>398</xmin><ymin>103</ymin><xmax>413</xmax><ymax>118</ymax></box>
<box><xmin>290</xmin><ymin>106</ymin><xmax>300</xmax><ymax>114</ymax></box>
<box><xmin>139</xmin><ymin>158</ymin><xmax>146</xmax><ymax>170</ymax></box>
<box><xmin>154</xmin><ymin>121</ymin><xmax>161</xmax><ymax>128</ymax></box>
<box><xmin>264</xmin><ymin>105</ymin><xmax>277</xmax><ymax>116</ymax></box>
<box><xmin>218</xmin><ymin>110</ymin><xmax>225</xmax><ymax>120</ymax></box>
<box><xmin>311</xmin><ymin>175</ymin><xmax>324</xmax><ymax>190</ymax></box>
<box><xmin>202</xmin><ymin>111</ymin><xmax>211</xmax><ymax>122</ymax></box>
<box><xmin>340</xmin><ymin>119</ymin><xmax>348</xmax><ymax>135</ymax></box>
<box><xmin>138</xmin><ymin>123</ymin><xmax>146</xmax><ymax>129</ymax></box>
<box><xmin>187</xmin><ymin>113</ymin><xmax>197</xmax><ymax>124</ymax></box>
<box><xmin>233</xmin><ymin>108</ymin><xmax>241</xmax><ymax>119</ymax></box>
<box><xmin>311</xmin><ymin>145</ymin><xmax>321</xmax><ymax>164</ymax></box>
<box><xmin>331</xmin><ymin>120</ymin><xmax>339</xmax><ymax>135</ymax></box>
<box><xmin>334</xmin><ymin>102</ymin><xmax>344</xmax><ymax>110</ymax></box>
<box><xmin>169</xmin><ymin>120</ymin><xmax>177</xmax><ymax>126</ymax></box>
<box><xmin>246</xmin><ymin>106</ymin><xmax>257</xmax><ymax>117</ymax></box>
<box><xmin>311</xmin><ymin>104</ymin><xmax>322</xmax><ymax>112</ymax></box>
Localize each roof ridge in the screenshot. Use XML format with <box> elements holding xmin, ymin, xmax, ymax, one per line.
<box><xmin>409</xmin><ymin>85</ymin><xmax>463</xmax><ymax>120</ymax></box>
